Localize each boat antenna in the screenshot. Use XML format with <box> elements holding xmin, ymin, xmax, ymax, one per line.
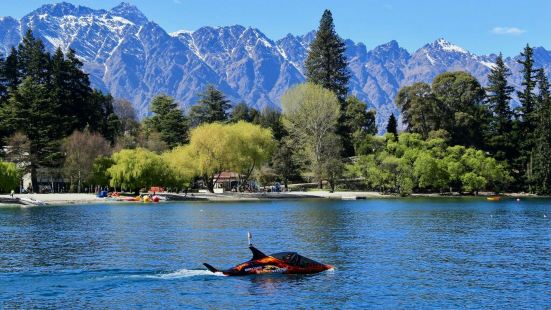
<box><xmin>248</xmin><ymin>231</ymin><xmax>253</xmax><ymax>246</ymax></box>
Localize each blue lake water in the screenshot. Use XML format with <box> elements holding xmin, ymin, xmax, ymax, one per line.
<box><xmin>0</xmin><ymin>198</ymin><xmax>550</xmax><ymax>309</ymax></box>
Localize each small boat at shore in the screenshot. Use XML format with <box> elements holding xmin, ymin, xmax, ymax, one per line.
<box><xmin>487</xmin><ymin>196</ymin><xmax>501</xmax><ymax>201</ymax></box>
<box><xmin>0</xmin><ymin>196</ymin><xmax>47</xmax><ymax>206</ymax></box>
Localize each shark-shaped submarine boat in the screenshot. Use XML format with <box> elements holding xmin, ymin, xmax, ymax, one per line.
<box><xmin>203</xmin><ymin>233</ymin><xmax>333</xmax><ymax>276</ymax></box>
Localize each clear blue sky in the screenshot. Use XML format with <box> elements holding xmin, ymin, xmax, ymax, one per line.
<box><xmin>4</xmin><ymin>0</ymin><xmax>550</xmax><ymax>56</ymax></box>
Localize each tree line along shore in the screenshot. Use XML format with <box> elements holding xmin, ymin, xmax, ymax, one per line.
<box><xmin>0</xmin><ymin>10</ymin><xmax>550</xmax><ymax>197</ymax></box>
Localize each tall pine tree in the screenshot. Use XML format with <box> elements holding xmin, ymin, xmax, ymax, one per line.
<box><xmin>516</xmin><ymin>44</ymin><xmax>538</xmax><ymax>191</ymax></box>
<box><xmin>532</xmin><ymin>69</ymin><xmax>551</xmax><ymax>194</ymax></box>
<box><xmin>17</xmin><ymin>30</ymin><xmax>50</xmax><ymax>84</ymax></box>
<box><xmin>4</xmin><ymin>77</ymin><xmax>64</xmax><ymax>192</ymax></box>
<box><xmin>189</xmin><ymin>85</ymin><xmax>231</xmax><ymax>127</ymax></box>
<box><xmin>305</xmin><ymin>10</ymin><xmax>352</xmax><ymax>156</ymax></box>
<box><xmin>386</xmin><ymin>114</ymin><xmax>398</xmax><ymax>140</ymax></box>
<box><xmin>305</xmin><ymin>10</ymin><xmax>349</xmax><ymax>101</ymax></box>
<box><xmin>485</xmin><ymin>53</ymin><xmax>515</xmax><ymax>163</ymax></box>
<box><xmin>145</xmin><ymin>94</ymin><xmax>188</xmax><ymax>148</ymax></box>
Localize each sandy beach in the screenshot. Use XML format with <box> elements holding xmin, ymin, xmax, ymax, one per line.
<box><xmin>0</xmin><ymin>190</ymin><xmax>536</xmax><ymax>206</ymax></box>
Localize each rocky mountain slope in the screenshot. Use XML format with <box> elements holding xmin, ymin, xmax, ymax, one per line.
<box><xmin>1</xmin><ymin>2</ymin><xmax>550</xmax><ymax>129</ymax></box>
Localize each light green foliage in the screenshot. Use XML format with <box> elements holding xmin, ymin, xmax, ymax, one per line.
<box><xmin>162</xmin><ymin>146</ymin><xmax>196</xmax><ymax>189</ymax></box>
<box><xmin>180</xmin><ymin>122</ymin><xmax>275</xmax><ymax>192</ymax></box>
<box><xmin>460</xmin><ymin>172</ymin><xmax>487</xmax><ymax>194</ymax></box>
<box><xmin>281</xmin><ymin>83</ymin><xmax>341</xmax><ymax>187</ymax></box>
<box><xmin>108</xmin><ymin>148</ymin><xmax>171</xmax><ymax>193</ymax></box>
<box><xmin>351</xmin><ymin>133</ymin><xmax>511</xmax><ymax>195</ymax></box>
<box><xmin>413</xmin><ymin>152</ymin><xmax>448</xmax><ymax>191</ymax></box>
<box><xmin>0</xmin><ymin>161</ymin><xmax>20</xmax><ymax>193</ymax></box>
<box><xmin>88</xmin><ymin>156</ymin><xmax>114</xmax><ymax>187</ymax></box>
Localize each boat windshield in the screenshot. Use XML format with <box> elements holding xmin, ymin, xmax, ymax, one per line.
<box><xmin>270</xmin><ymin>252</ymin><xmax>322</xmax><ymax>267</ymax></box>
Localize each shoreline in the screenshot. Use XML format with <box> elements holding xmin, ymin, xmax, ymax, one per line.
<box><xmin>0</xmin><ymin>191</ymin><xmax>542</xmax><ymax>206</ymax></box>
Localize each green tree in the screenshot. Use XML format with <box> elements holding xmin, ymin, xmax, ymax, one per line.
<box><xmin>460</xmin><ymin>172</ymin><xmax>487</xmax><ymax>195</ymax></box>
<box><xmin>395</xmin><ymin>82</ymin><xmax>439</xmax><ymax>139</ymax></box>
<box><xmin>108</xmin><ymin>148</ymin><xmax>171</xmax><ymax>194</ymax></box>
<box><xmin>281</xmin><ymin>83</ymin><xmax>341</xmax><ymax>188</ymax></box>
<box><xmin>230</xmin><ymin>102</ymin><xmax>259</xmax><ymax>123</ymax></box>
<box><xmin>1</xmin><ymin>77</ymin><xmax>63</xmax><ymax>192</ymax></box>
<box><xmin>431</xmin><ymin>71</ymin><xmax>487</xmax><ymax>148</ymax></box>
<box><xmin>62</xmin><ymin>130</ymin><xmax>112</xmax><ymax>192</ymax></box>
<box><xmin>517</xmin><ymin>44</ymin><xmax>537</xmax><ymax>126</ymax></box>
<box><xmin>271</xmin><ymin>137</ymin><xmax>301</xmax><ymax>189</ymax></box>
<box><xmin>257</xmin><ymin>107</ymin><xmax>286</xmax><ymax>141</ymax></box>
<box><xmin>532</xmin><ymin>68</ymin><xmax>551</xmax><ymax>194</ymax></box>
<box><xmin>305</xmin><ymin>10</ymin><xmax>349</xmax><ymax>102</ymax></box>
<box><xmin>145</xmin><ymin>94</ymin><xmax>188</xmax><ymax>148</ymax></box>
<box><xmin>17</xmin><ymin>30</ymin><xmax>50</xmax><ymax>84</ymax></box>
<box><xmin>0</xmin><ymin>47</ymin><xmax>19</xmax><ymax>100</ymax></box>
<box><xmin>516</xmin><ymin>44</ymin><xmax>538</xmax><ymax>191</ymax></box>
<box><xmin>344</xmin><ymin>96</ymin><xmax>376</xmax><ymax>154</ymax></box>
<box><xmin>0</xmin><ymin>161</ymin><xmax>19</xmax><ymax>193</ymax></box>
<box><xmin>181</xmin><ymin>122</ymin><xmax>275</xmax><ymax>192</ymax></box>
<box><xmin>88</xmin><ymin>156</ymin><xmax>114</xmax><ymax>189</ymax></box>
<box><xmin>189</xmin><ymin>85</ymin><xmax>231</xmax><ymax>127</ymax></box>
<box><xmin>485</xmin><ymin>53</ymin><xmax>515</xmax><ymax>162</ymax></box>
<box><xmin>305</xmin><ymin>10</ymin><xmax>352</xmax><ymax>156</ymax></box>
<box><xmin>413</xmin><ymin>152</ymin><xmax>448</xmax><ymax>192</ymax></box>
<box><xmin>386</xmin><ymin>114</ymin><xmax>398</xmax><ymax>140</ymax></box>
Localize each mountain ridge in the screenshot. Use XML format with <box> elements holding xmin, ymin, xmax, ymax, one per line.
<box><xmin>1</xmin><ymin>2</ymin><xmax>550</xmax><ymax>130</ymax></box>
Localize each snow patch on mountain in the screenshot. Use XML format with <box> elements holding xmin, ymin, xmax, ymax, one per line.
<box><xmin>436</xmin><ymin>38</ymin><xmax>468</xmax><ymax>54</ymax></box>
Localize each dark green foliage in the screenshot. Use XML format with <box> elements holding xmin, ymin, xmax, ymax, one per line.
<box><xmin>396</xmin><ymin>72</ymin><xmax>487</xmax><ymax>148</ymax></box>
<box><xmin>305</xmin><ymin>10</ymin><xmax>349</xmax><ymax>102</ymax></box>
<box><xmin>88</xmin><ymin>91</ymin><xmax>121</xmax><ymax>144</ymax></box>
<box><xmin>145</xmin><ymin>94</ymin><xmax>188</xmax><ymax>148</ymax></box>
<box><xmin>257</xmin><ymin>107</ymin><xmax>286</xmax><ymax>141</ymax></box>
<box><xmin>515</xmin><ymin>45</ymin><xmax>538</xmax><ymax>191</ymax></box>
<box><xmin>189</xmin><ymin>85</ymin><xmax>231</xmax><ymax>127</ymax></box>
<box><xmin>0</xmin><ymin>48</ymin><xmax>20</xmax><ymax>97</ymax></box>
<box><xmin>3</xmin><ymin>77</ymin><xmax>63</xmax><ymax>191</ymax></box>
<box><xmin>395</xmin><ymin>82</ymin><xmax>439</xmax><ymax>139</ymax></box>
<box><xmin>431</xmin><ymin>71</ymin><xmax>487</xmax><ymax>148</ymax></box>
<box><xmin>532</xmin><ymin>69</ymin><xmax>551</xmax><ymax>194</ymax></box>
<box><xmin>517</xmin><ymin>44</ymin><xmax>537</xmax><ymax>124</ymax></box>
<box><xmin>230</xmin><ymin>102</ymin><xmax>260</xmax><ymax>123</ymax></box>
<box><xmin>271</xmin><ymin>137</ymin><xmax>301</xmax><ymax>189</ymax></box>
<box><xmin>386</xmin><ymin>114</ymin><xmax>398</xmax><ymax>140</ymax></box>
<box><xmin>343</xmin><ymin>96</ymin><xmax>376</xmax><ymax>154</ymax></box>
<box><xmin>17</xmin><ymin>30</ymin><xmax>50</xmax><ymax>84</ymax></box>
<box><xmin>485</xmin><ymin>53</ymin><xmax>515</xmax><ymax>163</ymax></box>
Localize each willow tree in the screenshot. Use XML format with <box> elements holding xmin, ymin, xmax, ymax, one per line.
<box><xmin>0</xmin><ymin>161</ymin><xmax>20</xmax><ymax>193</ymax></box>
<box><xmin>182</xmin><ymin>122</ymin><xmax>275</xmax><ymax>192</ymax></box>
<box><xmin>281</xmin><ymin>83</ymin><xmax>340</xmax><ymax>188</ymax></box>
<box><xmin>226</xmin><ymin>121</ymin><xmax>276</xmax><ymax>185</ymax></box>
<box><xmin>162</xmin><ymin>146</ymin><xmax>197</xmax><ymax>190</ymax></box>
<box><xmin>108</xmin><ymin>148</ymin><xmax>171</xmax><ymax>194</ymax></box>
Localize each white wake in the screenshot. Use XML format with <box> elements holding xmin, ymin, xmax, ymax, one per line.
<box><xmin>144</xmin><ymin>269</ymin><xmax>225</xmax><ymax>279</ymax></box>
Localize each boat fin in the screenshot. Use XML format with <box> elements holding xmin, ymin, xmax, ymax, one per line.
<box><xmin>203</xmin><ymin>263</ymin><xmax>219</xmax><ymax>273</ymax></box>
<box><xmin>249</xmin><ymin>246</ymin><xmax>268</xmax><ymax>260</ymax></box>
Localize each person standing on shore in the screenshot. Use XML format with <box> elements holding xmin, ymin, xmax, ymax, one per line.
<box><xmin>10</xmin><ymin>190</ymin><xmax>14</xmax><ymax>198</ymax></box>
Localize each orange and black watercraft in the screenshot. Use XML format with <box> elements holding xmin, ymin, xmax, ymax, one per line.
<box><xmin>203</xmin><ymin>234</ymin><xmax>333</xmax><ymax>276</ymax></box>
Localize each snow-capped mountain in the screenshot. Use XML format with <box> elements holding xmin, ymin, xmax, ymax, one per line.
<box><xmin>1</xmin><ymin>2</ymin><xmax>550</xmax><ymax>130</ymax></box>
